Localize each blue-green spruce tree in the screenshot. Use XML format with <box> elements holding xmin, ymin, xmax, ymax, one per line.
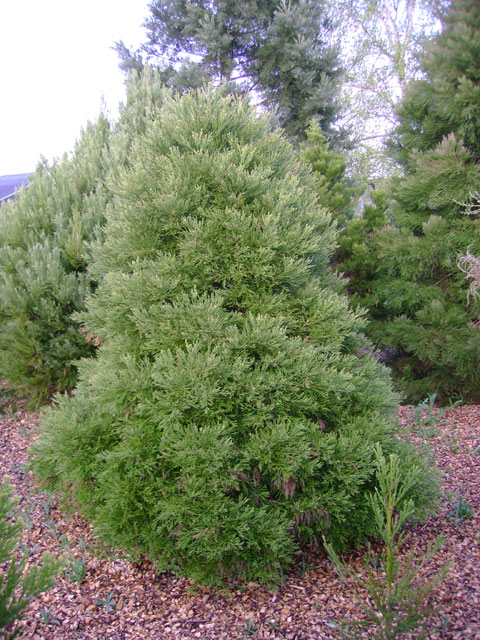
<box><xmin>116</xmin><ymin>0</ymin><xmax>343</xmax><ymax>142</ymax></box>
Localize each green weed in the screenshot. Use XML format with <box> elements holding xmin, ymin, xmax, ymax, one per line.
<box><xmin>408</xmin><ymin>394</ymin><xmax>461</xmax><ymax>439</ymax></box>
<box><xmin>300</xmin><ymin>555</ymin><xmax>316</xmax><ymax>579</ymax></box>
<box><xmin>17</xmin><ymin>425</ymin><xmax>27</xmax><ymax>437</ymax></box>
<box><xmin>40</xmin><ymin>607</ymin><xmax>60</xmax><ymax>626</ymax></box>
<box><xmin>20</xmin><ymin>505</ymin><xmax>33</xmax><ymax>531</ymax></box>
<box><xmin>240</xmin><ymin>618</ymin><xmax>257</xmax><ymax>638</ymax></box>
<box><xmin>64</xmin><ymin>556</ymin><xmax>86</xmax><ymax>584</ymax></box>
<box><xmin>447</xmin><ymin>495</ymin><xmax>472</xmax><ymax>526</ymax></box>
<box><xmin>95</xmin><ymin>592</ymin><xmax>116</xmax><ymax>613</ymax></box>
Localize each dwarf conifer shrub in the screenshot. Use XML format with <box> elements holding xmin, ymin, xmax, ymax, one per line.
<box><xmin>31</xmin><ymin>89</ymin><xmax>438</xmax><ymax>586</ymax></box>
<box><xmin>335</xmin><ymin>190</ymin><xmax>388</xmax><ymax>299</ymax></box>
<box><xmin>0</xmin><ymin>68</ymin><xmax>167</xmax><ymax>406</ymax></box>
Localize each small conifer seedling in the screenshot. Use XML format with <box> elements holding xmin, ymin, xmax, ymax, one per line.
<box><xmin>325</xmin><ymin>445</ymin><xmax>450</xmax><ymax>640</ymax></box>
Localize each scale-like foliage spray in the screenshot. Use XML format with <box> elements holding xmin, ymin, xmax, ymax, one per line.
<box><xmin>31</xmin><ymin>89</ymin><xmax>437</xmax><ymax>585</ymax></box>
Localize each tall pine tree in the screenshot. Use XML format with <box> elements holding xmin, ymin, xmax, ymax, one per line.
<box><xmin>116</xmin><ymin>0</ymin><xmax>343</xmax><ymax>142</ymax></box>
<box><xmin>342</xmin><ymin>0</ymin><xmax>480</xmax><ymax>403</ymax></box>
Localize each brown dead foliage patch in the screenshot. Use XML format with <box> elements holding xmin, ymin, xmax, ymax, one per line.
<box><xmin>1</xmin><ymin>395</ymin><xmax>479</xmax><ymax>639</ymax></box>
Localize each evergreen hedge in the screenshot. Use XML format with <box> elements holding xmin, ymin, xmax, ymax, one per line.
<box><xmin>31</xmin><ymin>89</ymin><xmax>438</xmax><ymax>585</ymax></box>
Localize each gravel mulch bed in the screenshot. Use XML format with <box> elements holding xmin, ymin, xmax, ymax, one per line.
<box><xmin>1</xmin><ymin>396</ymin><xmax>479</xmax><ymax>640</ymax></box>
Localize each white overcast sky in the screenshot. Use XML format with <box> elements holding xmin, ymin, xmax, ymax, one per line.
<box><xmin>0</xmin><ymin>1</ymin><xmax>149</xmax><ymax>175</ymax></box>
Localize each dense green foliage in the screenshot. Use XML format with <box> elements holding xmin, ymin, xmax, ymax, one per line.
<box><xmin>390</xmin><ymin>0</ymin><xmax>479</xmax><ymax>169</ymax></box>
<box><xmin>0</xmin><ymin>118</ymin><xmax>111</xmax><ymax>405</ymax></box>
<box><xmin>336</xmin><ymin>189</ymin><xmax>388</xmax><ymax>296</ymax></box>
<box><xmin>31</xmin><ymin>89</ymin><xmax>437</xmax><ymax>586</ymax></box>
<box><xmin>0</xmin><ymin>69</ymin><xmax>167</xmax><ymax>406</ymax></box>
<box><xmin>338</xmin><ymin>0</ymin><xmax>480</xmax><ymax>403</ymax></box>
<box><xmin>0</xmin><ymin>480</ymin><xmax>60</xmax><ymax>639</ymax></box>
<box><xmin>298</xmin><ymin>120</ymin><xmax>355</xmax><ymax>227</ymax></box>
<box><xmin>116</xmin><ymin>0</ymin><xmax>343</xmax><ymax>141</ymax></box>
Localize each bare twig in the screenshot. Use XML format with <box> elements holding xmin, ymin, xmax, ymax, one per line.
<box><xmin>458</xmin><ymin>247</ymin><xmax>480</xmax><ymax>305</ymax></box>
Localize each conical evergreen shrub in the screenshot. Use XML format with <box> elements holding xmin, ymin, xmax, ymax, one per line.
<box><xmin>0</xmin><ymin>68</ymin><xmax>167</xmax><ymax>405</ymax></box>
<box><xmin>31</xmin><ymin>89</ymin><xmax>438</xmax><ymax>586</ymax></box>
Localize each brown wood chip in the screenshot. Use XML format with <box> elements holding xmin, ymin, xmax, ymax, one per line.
<box><xmin>1</xmin><ymin>395</ymin><xmax>479</xmax><ymax>639</ymax></box>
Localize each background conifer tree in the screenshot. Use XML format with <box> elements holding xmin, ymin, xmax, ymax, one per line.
<box><xmin>0</xmin><ymin>69</ymin><xmax>167</xmax><ymax>405</ymax></box>
<box><xmin>116</xmin><ymin>0</ymin><xmax>344</xmax><ymax>142</ymax></box>
<box><xmin>340</xmin><ymin>0</ymin><xmax>480</xmax><ymax>402</ymax></box>
<box><xmin>31</xmin><ymin>89</ymin><xmax>437</xmax><ymax>586</ymax></box>
<box><xmin>0</xmin><ymin>118</ymin><xmax>111</xmax><ymax>405</ymax></box>
<box><xmin>298</xmin><ymin>120</ymin><xmax>356</xmax><ymax>228</ymax></box>
<box><xmin>335</xmin><ymin>189</ymin><xmax>388</xmax><ymax>296</ymax></box>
